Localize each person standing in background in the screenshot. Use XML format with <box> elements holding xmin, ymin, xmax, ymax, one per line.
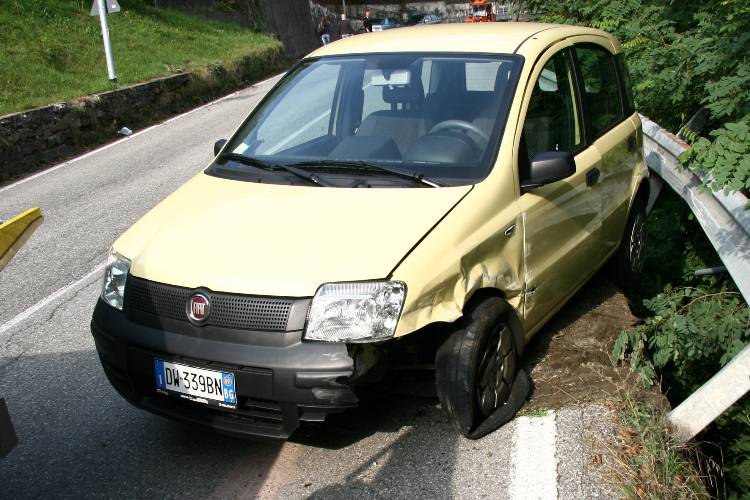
<box><xmin>363</xmin><ymin>10</ymin><xmax>372</xmax><ymax>32</ymax></box>
<box><xmin>339</xmin><ymin>13</ymin><xmax>353</xmax><ymax>39</ymax></box>
<box><xmin>318</xmin><ymin>16</ymin><xmax>331</xmax><ymax>45</ymax></box>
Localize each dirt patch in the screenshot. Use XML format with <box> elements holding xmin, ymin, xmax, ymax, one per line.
<box><xmin>522</xmin><ymin>272</ymin><xmax>667</xmax><ymax>410</ymax></box>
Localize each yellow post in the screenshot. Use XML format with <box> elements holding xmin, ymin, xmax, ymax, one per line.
<box><xmin>0</xmin><ymin>207</ymin><xmax>43</xmax><ymax>272</ymax></box>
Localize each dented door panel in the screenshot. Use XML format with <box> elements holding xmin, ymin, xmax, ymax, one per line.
<box><xmin>519</xmin><ymin>146</ymin><xmax>603</xmax><ymax>334</ymax></box>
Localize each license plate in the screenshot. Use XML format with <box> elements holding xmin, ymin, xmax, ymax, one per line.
<box><xmin>154</xmin><ymin>359</ymin><xmax>237</xmax><ymax>409</ymax></box>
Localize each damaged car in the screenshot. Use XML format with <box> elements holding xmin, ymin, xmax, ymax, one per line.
<box><xmin>91</xmin><ymin>22</ymin><xmax>648</xmax><ymax>439</ymax></box>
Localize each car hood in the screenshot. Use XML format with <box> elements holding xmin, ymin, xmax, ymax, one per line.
<box><xmin>115</xmin><ymin>173</ymin><xmax>471</xmax><ymax>297</ymax></box>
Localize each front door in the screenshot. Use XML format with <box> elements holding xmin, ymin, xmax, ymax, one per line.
<box><xmin>574</xmin><ymin>43</ymin><xmax>637</xmax><ymax>258</ymax></box>
<box><xmin>516</xmin><ymin>46</ymin><xmax>604</xmax><ymax>334</ymax></box>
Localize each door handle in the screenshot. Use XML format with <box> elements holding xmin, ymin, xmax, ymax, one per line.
<box><xmin>627</xmin><ymin>135</ymin><xmax>637</xmax><ymax>153</ymax></box>
<box><xmin>586</xmin><ymin>167</ymin><xmax>600</xmax><ymax>187</ymax></box>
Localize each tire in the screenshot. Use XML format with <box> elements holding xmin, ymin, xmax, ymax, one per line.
<box><xmin>435</xmin><ymin>297</ymin><xmax>517</xmax><ymax>436</ymax></box>
<box><xmin>612</xmin><ymin>196</ymin><xmax>647</xmax><ymax>288</ymax></box>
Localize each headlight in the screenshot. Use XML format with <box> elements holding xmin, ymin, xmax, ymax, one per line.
<box><xmin>101</xmin><ymin>250</ymin><xmax>131</xmax><ymax>310</ymax></box>
<box><xmin>304</xmin><ymin>281</ymin><xmax>406</xmax><ymax>342</ymax></box>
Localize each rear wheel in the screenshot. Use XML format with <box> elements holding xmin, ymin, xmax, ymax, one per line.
<box><xmin>435</xmin><ymin>297</ymin><xmax>517</xmax><ymax>436</ymax></box>
<box><xmin>613</xmin><ymin>197</ymin><xmax>647</xmax><ymax>288</ymax></box>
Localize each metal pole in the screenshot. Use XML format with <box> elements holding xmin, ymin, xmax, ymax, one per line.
<box><xmin>96</xmin><ymin>0</ymin><xmax>117</xmax><ymax>82</ymax></box>
<box><xmin>342</xmin><ymin>0</ymin><xmax>346</xmax><ymax>15</ymax></box>
<box><xmin>667</xmin><ymin>342</ymin><xmax>750</xmax><ymax>442</ymax></box>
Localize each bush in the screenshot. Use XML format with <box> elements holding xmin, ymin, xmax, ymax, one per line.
<box><xmin>606</xmin><ymin>189</ymin><xmax>750</xmax><ymax>497</ymax></box>
<box><xmin>613</xmin><ymin>287</ymin><xmax>749</xmax><ymax>390</ymax></box>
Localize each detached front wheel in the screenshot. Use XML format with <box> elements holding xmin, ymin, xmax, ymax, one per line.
<box><xmin>436</xmin><ymin>297</ymin><xmax>518</xmax><ymax>436</ymax></box>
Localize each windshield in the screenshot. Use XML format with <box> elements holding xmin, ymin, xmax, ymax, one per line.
<box><xmin>211</xmin><ymin>53</ymin><xmax>521</xmax><ymax>187</ymax></box>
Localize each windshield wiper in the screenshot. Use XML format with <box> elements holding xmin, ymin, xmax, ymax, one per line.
<box><xmin>218</xmin><ymin>153</ymin><xmax>333</xmax><ymax>187</ymax></box>
<box><xmin>288</xmin><ymin>160</ymin><xmax>443</xmax><ymax>187</ymax></box>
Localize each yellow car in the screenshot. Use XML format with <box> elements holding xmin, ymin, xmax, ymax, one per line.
<box><xmin>91</xmin><ymin>23</ymin><xmax>648</xmax><ymax>439</ymax></box>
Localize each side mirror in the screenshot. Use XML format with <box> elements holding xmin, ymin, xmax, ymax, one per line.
<box><xmin>214</xmin><ymin>139</ymin><xmax>227</xmax><ymax>156</ymax></box>
<box><xmin>520</xmin><ymin>151</ymin><xmax>576</xmax><ymax>190</ymax></box>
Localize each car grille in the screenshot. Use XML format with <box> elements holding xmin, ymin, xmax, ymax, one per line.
<box><xmin>124</xmin><ymin>275</ymin><xmax>293</xmax><ymax>331</ymax></box>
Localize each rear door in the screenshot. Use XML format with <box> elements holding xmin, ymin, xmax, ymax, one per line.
<box><xmin>573</xmin><ymin>44</ymin><xmax>638</xmax><ymax>259</ymax></box>
<box><xmin>516</xmin><ymin>43</ymin><xmax>603</xmax><ymax>333</ymax></box>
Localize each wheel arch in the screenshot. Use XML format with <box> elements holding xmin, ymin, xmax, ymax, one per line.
<box><xmin>462</xmin><ymin>287</ymin><xmax>526</xmax><ymax>359</ymax></box>
<box><xmin>633</xmin><ymin>178</ymin><xmax>650</xmax><ymax>208</ymax></box>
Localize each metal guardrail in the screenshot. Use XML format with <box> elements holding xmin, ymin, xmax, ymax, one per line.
<box><xmin>641</xmin><ymin>115</ymin><xmax>750</xmax><ymax>442</ymax></box>
<box><xmin>641</xmin><ymin>116</ymin><xmax>750</xmax><ymax>302</ymax></box>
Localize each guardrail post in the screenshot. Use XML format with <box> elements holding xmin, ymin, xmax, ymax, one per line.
<box><xmin>666</xmin><ymin>343</ymin><xmax>750</xmax><ymax>442</ymax></box>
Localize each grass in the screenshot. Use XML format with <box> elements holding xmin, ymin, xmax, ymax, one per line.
<box><xmin>517</xmin><ymin>406</ymin><xmax>550</xmax><ymax>418</ymax></box>
<box><xmin>604</xmin><ymin>396</ymin><xmax>716</xmax><ymax>499</ymax></box>
<box><xmin>0</xmin><ymin>0</ymin><xmax>282</xmax><ymax>115</ymax></box>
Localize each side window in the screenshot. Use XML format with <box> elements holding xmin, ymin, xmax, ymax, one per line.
<box><xmin>575</xmin><ymin>45</ymin><xmax>624</xmax><ymax>137</ymax></box>
<box><xmin>523</xmin><ymin>49</ymin><xmax>582</xmax><ymax>162</ymax></box>
<box><xmin>616</xmin><ymin>53</ymin><xmax>635</xmax><ymax>116</ymax></box>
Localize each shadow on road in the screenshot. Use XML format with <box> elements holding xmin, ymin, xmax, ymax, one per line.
<box><xmin>0</xmin><ymin>271</ymin><xmax>641</xmax><ymax>498</ymax></box>
<box><xmin>0</xmin><ymin>348</ymin><xmax>283</xmax><ymax>499</ymax></box>
<box><xmin>0</xmin><ymin>347</ymin><xmax>456</xmax><ymax>499</ymax></box>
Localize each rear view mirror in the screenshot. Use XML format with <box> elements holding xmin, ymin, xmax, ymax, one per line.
<box><xmin>214</xmin><ymin>139</ymin><xmax>227</xmax><ymax>156</ymax></box>
<box><xmin>521</xmin><ymin>151</ymin><xmax>576</xmax><ymax>190</ymax></box>
<box><xmin>371</xmin><ymin>69</ymin><xmax>410</xmax><ymax>86</ymax></box>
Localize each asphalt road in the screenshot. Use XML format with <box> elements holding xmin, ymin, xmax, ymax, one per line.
<box><xmin>0</xmin><ymin>75</ymin><xmax>615</xmax><ymax>499</ymax></box>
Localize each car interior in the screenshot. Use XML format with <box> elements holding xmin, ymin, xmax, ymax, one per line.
<box><xmin>303</xmin><ymin>59</ymin><xmax>510</xmax><ymax>174</ymax></box>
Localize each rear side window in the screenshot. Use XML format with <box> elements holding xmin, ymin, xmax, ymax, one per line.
<box><xmin>616</xmin><ymin>53</ymin><xmax>635</xmax><ymax>115</ymax></box>
<box><xmin>575</xmin><ymin>45</ymin><xmax>624</xmax><ymax>138</ymax></box>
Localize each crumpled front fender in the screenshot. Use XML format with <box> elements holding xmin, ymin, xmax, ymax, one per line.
<box><xmin>391</xmin><ymin>185</ymin><xmax>525</xmax><ymax>337</ymax></box>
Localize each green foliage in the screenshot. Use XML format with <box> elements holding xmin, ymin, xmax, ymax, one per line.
<box><xmin>612</xmin><ymin>287</ymin><xmax>749</xmax><ymax>390</ymax></box>
<box><xmin>679</xmin><ymin>122</ymin><xmax>750</xmax><ymax>194</ymax></box>
<box><xmin>612</xmin><ymin>283</ymin><xmax>750</xmax><ymax>497</ymax></box>
<box><xmin>608</xmin><ymin>188</ymin><xmax>750</xmax><ymax>496</ymax></box>
<box><xmin>0</xmin><ymin>0</ymin><xmax>281</xmax><ymax>115</ymax></box>
<box><xmin>524</xmin><ymin>0</ymin><xmax>750</xmax><ymax>195</ymax></box>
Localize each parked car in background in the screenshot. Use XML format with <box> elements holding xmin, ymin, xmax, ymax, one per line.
<box><xmin>370</xmin><ymin>16</ymin><xmax>401</xmax><ymax>31</ymax></box>
<box><xmin>92</xmin><ymin>22</ymin><xmax>648</xmax><ymax>441</ymax></box>
<box><xmin>350</xmin><ymin>18</ymin><xmax>368</xmax><ymax>34</ymax></box>
<box><xmin>406</xmin><ymin>13</ymin><xmax>442</xmax><ymax>26</ymax></box>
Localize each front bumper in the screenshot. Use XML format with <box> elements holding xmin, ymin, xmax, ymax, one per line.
<box><xmin>90</xmin><ymin>300</ymin><xmax>358</xmax><ymax>439</ymax></box>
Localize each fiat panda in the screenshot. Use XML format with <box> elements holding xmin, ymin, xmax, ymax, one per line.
<box><xmin>91</xmin><ymin>22</ymin><xmax>648</xmax><ymax>439</ymax></box>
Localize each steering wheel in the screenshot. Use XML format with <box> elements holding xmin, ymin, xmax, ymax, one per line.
<box><xmin>428</xmin><ymin>120</ymin><xmax>490</xmax><ymax>143</ymax></box>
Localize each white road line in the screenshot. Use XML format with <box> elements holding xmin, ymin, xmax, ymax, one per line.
<box><xmin>0</xmin><ymin>73</ymin><xmax>285</xmax><ymax>195</ymax></box>
<box><xmin>511</xmin><ymin>413</ymin><xmax>558</xmax><ymax>500</ymax></box>
<box><xmin>0</xmin><ymin>264</ymin><xmax>105</xmax><ymax>336</ymax></box>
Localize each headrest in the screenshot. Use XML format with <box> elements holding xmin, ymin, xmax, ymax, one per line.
<box><xmin>382</xmin><ymin>81</ymin><xmax>424</xmax><ymax>106</ymax></box>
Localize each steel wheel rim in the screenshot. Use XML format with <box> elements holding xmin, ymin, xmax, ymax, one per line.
<box><xmin>476</xmin><ymin>326</ymin><xmax>510</xmax><ymax>416</ymax></box>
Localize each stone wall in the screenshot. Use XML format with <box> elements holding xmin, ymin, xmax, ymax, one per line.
<box><xmin>0</xmin><ymin>47</ymin><xmax>286</xmax><ymax>183</ymax></box>
<box><xmin>157</xmin><ymin>0</ymin><xmax>319</xmax><ymax>60</ymax></box>
<box><xmin>262</xmin><ymin>0</ymin><xmax>320</xmax><ymax>59</ymax></box>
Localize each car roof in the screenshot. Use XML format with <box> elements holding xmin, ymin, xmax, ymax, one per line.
<box><xmin>308</xmin><ymin>22</ymin><xmax>618</xmax><ymax>59</ymax></box>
